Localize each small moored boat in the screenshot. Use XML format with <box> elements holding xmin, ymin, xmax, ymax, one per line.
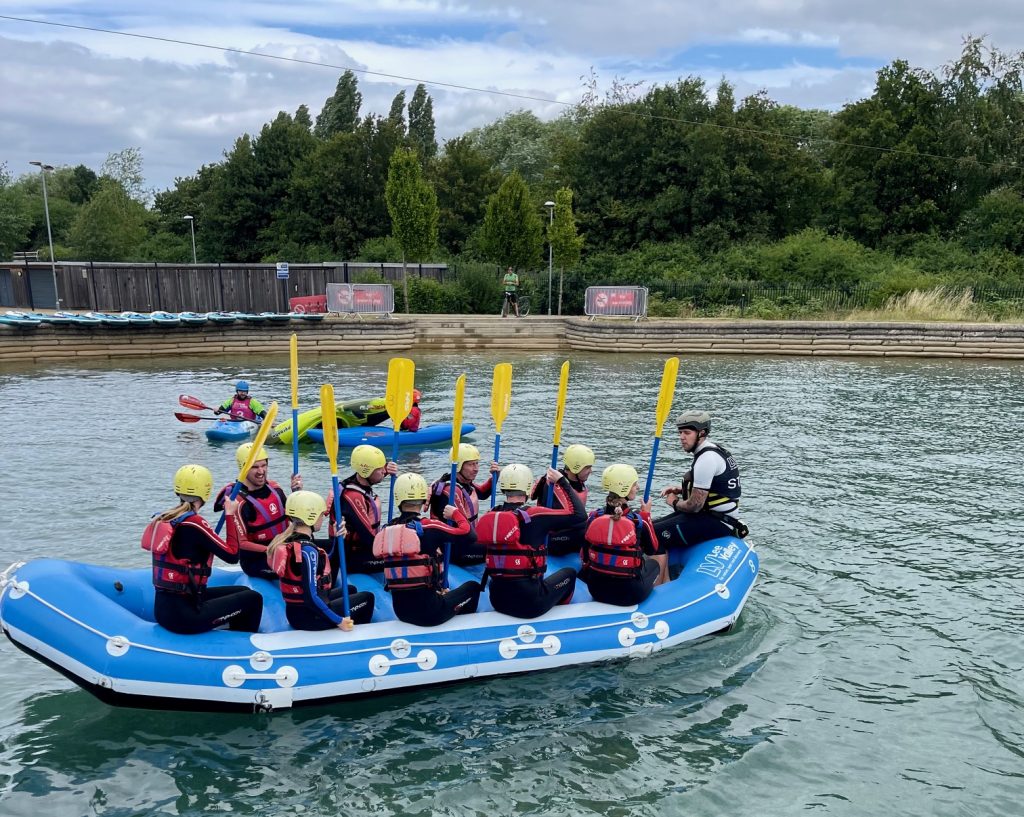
<box><xmin>306</xmin><ymin>422</ymin><xmax>475</xmax><ymax>449</ymax></box>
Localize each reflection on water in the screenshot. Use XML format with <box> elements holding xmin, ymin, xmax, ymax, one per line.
<box><xmin>2</xmin><ymin>352</ymin><xmax>1023</xmax><ymax>815</ymax></box>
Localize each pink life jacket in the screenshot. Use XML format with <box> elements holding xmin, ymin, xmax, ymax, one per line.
<box><xmin>228</xmin><ymin>395</ymin><xmax>258</xmax><ymax>421</ymax></box>
<box><xmin>372</xmin><ymin>521</ymin><xmax>435</xmax><ymax>590</ymax></box>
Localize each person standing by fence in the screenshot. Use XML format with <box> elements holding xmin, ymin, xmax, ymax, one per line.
<box><xmin>501</xmin><ymin>267</ymin><xmax>520</xmax><ymax>318</ymax></box>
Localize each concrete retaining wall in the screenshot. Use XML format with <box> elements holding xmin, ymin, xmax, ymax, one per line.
<box><xmin>3</xmin><ymin>315</ymin><xmax>1024</xmax><ymax>364</ymax></box>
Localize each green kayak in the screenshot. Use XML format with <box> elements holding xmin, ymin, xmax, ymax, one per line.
<box><xmin>269</xmin><ymin>397</ymin><xmax>388</xmax><ymax>444</ymax></box>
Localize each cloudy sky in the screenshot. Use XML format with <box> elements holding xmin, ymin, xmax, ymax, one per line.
<box><xmin>1</xmin><ymin>2</ymin><xmax>1020</xmax><ymax>192</ymax></box>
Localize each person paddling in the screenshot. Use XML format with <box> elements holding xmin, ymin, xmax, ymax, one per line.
<box><xmin>215</xmin><ymin>380</ymin><xmax>267</xmax><ymax>422</ymax></box>
<box><xmin>214</xmin><ymin>443</ymin><xmax>303</xmax><ymax>580</ymax></box>
<box><xmin>373</xmin><ymin>473</ymin><xmax>481</xmax><ymax>626</ymax></box>
<box><xmin>530</xmin><ymin>443</ymin><xmax>595</xmax><ymax>555</ymax></box>
<box><xmin>266</xmin><ymin>491</ymin><xmax>374</xmax><ymax>630</ymax></box>
<box><xmin>337</xmin><ymin>444</ymin><xmax>398</xmax><ymax>575</ymax></box>
<box><xmin>149</xmin><ymin>464</ymin><xmax>263</xmax><ymax>635</ymax></box>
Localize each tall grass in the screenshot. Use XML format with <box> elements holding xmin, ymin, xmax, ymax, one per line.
<box><xmin>845</xmin><ymin>288</ymin><xmax>994</xmax><ymax>322</ymax></box>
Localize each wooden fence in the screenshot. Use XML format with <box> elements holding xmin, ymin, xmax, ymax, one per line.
<box><xmin>0</xmin><ymin>261</ymin><xmax>449</xmax><ymax>312</ymax></box>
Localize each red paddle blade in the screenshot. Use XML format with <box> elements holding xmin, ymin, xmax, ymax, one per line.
<box><xmin>174</xmin><ymin>412</ymin><xmax>204</xmax><ymax>423</ymax></box>
<box><xmin>179</xmin><ymin>394</ymin><xmax>212</xmax><ymax>411</ymax></box>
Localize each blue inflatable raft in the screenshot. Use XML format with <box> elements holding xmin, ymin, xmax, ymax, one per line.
<box><xmin>0</xmin><ymin>538</ymin><xmax>758</xmax><ymax>712</ymax></box>
<box><xmin>204</xmin><ymin>419</ymin><xmax>257</xmax><ymax>442</ymax></box>
<box><xmin>307</xmin><ymin>422</ymin><xmax>475</xmax><ymax>449</ymax></box>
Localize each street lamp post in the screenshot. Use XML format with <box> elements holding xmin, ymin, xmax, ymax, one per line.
<box><xmin>29</xmin><ymin>161</ymin><xmax>59</xmax><ymax>309</ymax></box>
<box><xmin>183</xmin><ymin>215</ymin><xmax>197</xmax><ymax>264</ymax></box>
<box><xmin>544</xmin><ymin>200</ymin><xmax>555</xmax><ymax>316</ymax></box>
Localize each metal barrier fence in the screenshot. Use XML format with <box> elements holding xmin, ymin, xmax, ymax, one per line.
<box><xmin>583</xmin><ymin>286</ymin><xmax>649</xmax><ymax>320</ymax></box>
<box><xmin>326</xmin><ymin>283</ymin><xmax>395</xmax><ymax>317</ymax></box>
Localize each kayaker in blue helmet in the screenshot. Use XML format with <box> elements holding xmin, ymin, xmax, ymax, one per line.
<box><xmin>215</xmin><ymin>380</ymin><xmax>267</xmax><ymax>422</ymax></box>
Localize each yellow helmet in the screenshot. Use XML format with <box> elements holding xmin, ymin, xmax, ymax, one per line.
<box><xmin>395</xmin><ymin>473</ymin><xmax>429</xmax><ymax>504</ymax></box>
<box><xmin>351</xmin><ymin>444</ymin><xmax>386</xmax><ymax>478</ymax></box>
<box><xmin>235</xmin><ymin>442</ymin><xmax>269</xmax><ymax>469</ymax></box>
<box><xmin>498</xmin><ymin>463</ymin><xmax>534</xmax><ymax>494</ymax></box>
<box><xmin>563</xmin><ymin>444</ymin><xmax>595</xmax><ymax>475</ymax></box>
<box><xmin>601</xmin><ymin>464</ymin><xmax>639</xmax><ymax>498</ymax></box>
<box><xmin>173</xmin><ymin>464</ymin><xmax>213</xmax><ymax>502</ymax></box>
<box><xmin>450</xmin><ymin>443</ymin><xmax>481</xmax><ymax>471</ymax></box>
<box><xmin>285</xmin><ymin>490</ymin><xmax>327</xmax><ymax>526</ymax></box>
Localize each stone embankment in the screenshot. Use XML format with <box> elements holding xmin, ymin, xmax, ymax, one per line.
<box><xmin>2</xmin><ymin>315</ymin><xmax>1024</xmax><ymax>364</ymax></box>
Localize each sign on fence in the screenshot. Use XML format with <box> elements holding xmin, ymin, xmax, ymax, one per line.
<box><xmin>584</xmin><ymin>286</ymin><xmax>648</xmax><ymax>320</ymax></box>
<box><xmin>289</xmin><ymin>295</ymin><xmax>327</xmax><ymax>314</ymax></box>
<box><xmin>326</xmin><ymin>283</ymin><xmax>395</xmax><ymax>317</ymax></box>
<box><xmin>276</xmin><ymin>262</ymin><xmax>290</xmax><ymax>280</ymax></box>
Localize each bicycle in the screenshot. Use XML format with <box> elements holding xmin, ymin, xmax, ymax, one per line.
<box><xmin>501</xmin><ymin>292</ymin><xmax>530</xmax><ymax>317</ymax></box>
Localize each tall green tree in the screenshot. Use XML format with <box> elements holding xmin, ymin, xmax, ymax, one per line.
<box><xmin>68</xmin><ymin>179</ymin><xmax>148</xmax><ymax>260</ymax></box>
<box><xmin>0</xmin><ymin>163</ymin><xmax>32</xmax><ymax>259</ymax></box>
<box><xmin>387</xmin><ymin>90</ymin><xmax>407</xmax><ymax>133</ymax></box>
<box><xmin>408</xmin><ymin>84</ymin><xmax>437</xmax><ymax>161</ymax></box>
<box><xmin>101</xmin><ymin>147</ymin><xmax>147</xmax><ymax>203</ymax></box>
<box><xmin>432</xmin><ymin>136</ymin><xmax>502</xmax><ymax>254</ymax></box>
<box><xmin>385</xmin><ymin>148</ymin><xmax>439</xmax><ymax>312</ymax></box>
<box><xmin>314</xmin><ymin>70</ymin><xmax>362</xmax><ymax>139</ymax></box>
<box><xmin>467</xmin><ymin>110</ymin><xmax>559</xmax><ymax>186</ymax></box>
<box><xmin>548</xmin><ymin>187</ymin><xmax>584</xmax><ymax>313</ymax></box>
<box><xmin>480</xmin><ymin>171</ymin><xmax>543</xmax><ymax>270</ymax></box>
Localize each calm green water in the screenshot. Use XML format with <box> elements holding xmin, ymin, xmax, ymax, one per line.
<box><xmin>1</xmin><ymin>351</ymin><xmax>1022</xmax><ymax>817</ymax></box>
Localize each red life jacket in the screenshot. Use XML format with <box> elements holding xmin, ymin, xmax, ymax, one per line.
<box><xmin>431</xmin><ymin>475</ymin><xmax>479</xmax><ymax>522</ymax></box>
<box><xmin>151</xmin><ymin>511</ymin><xmax>216</xmax><ymax>595</ymax></box>
<box><xmin>532</xmin><ymin>475</ymin><xmax>588</xmax><ymax>510</ymax></box>
<box><xmin>341</xmin><ymin>480</ymin><xmax>381</xmax><ymax>546</ymax></box>
<box><xmin>219</xmin><ymin>481</ymin><xmax>289</xmax><ymax>544</ymax></box>
<box><xmin>478</xmin><ymin>508</ymin><xmax>544</xmax><ymax>580</ymax></box>
<box><xmin>372</xmin><ymin>520</ymin><xmax>436</xmax><ymax>590</ymax></box>
<box><xmin>400</xmin><ymin>405</ymin><xmax>421</xmax><ymax>432</ymax></box>
<box><xmin>582</xmin><ymin>510</ymin><xmax>645</xmax><ymax>578</ymax></box>
<box><xmin>271</xmin><ymin>538</ymin><xmax>331</xmax><ymax>605</ymax></box>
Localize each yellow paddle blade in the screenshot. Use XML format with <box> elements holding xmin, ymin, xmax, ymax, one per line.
<box><xmin>320</xmin><ymin>384</ymin><xmax>340</xmax><ymax>476</ymax></box>
<box><xmin>490</xmin><ymin>363</ymin><xmax>512</xmax><ymax>433</ymax></box>
<box><xmin>653</xmin><ymin>357</ymin><xmax>680</xmax><ymax>437</ymax></box>
<box><xmin>384</xmin><ymin>357</ymin><xmax>416</xmax><ymax>427</ymax></box>
<box><xmin>289</xmin><ymin>333</ymin><xmax>299</xmax><ymax>409</ymax></box>
<box><xmin>552</xmin><ymin>360</ymin><xmax>570</xmax><ymax>446</ymax></box>
<box><xmin>451</xmin><ymin>374</ymin><xmax>466</xmax><ymax>461</ymax></box>
<box><xmin>235</xmin><ymin>401</ymin><xmax>279</xmax><ymax>481</ymax></box>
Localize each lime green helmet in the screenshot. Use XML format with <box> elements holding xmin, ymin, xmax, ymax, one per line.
<box><xmin>450</xmin><ymin>443</ymin><xmax>481</xmax><ymax>471</ymax></box>
<box><xmin>285</xmin><ymin>490</ymin><xmax>327</xmax><ymax>526</ymax></box>
<box><xmin>563</xmin><ymin>444</ymin><xmax>595</xmax><ymax>475</ymax></box>
<box><xmin>236</xmin><ymin>442</ymin><xmax>269</xmax><ymax>469</ymax></box>
<box><xmin>602</xmin><ymin>464</ymin><xmax>639</xmax><ymax>498</ymax></box>
<box><xmin>174</xmin><ymin>464</ymin><xmax>213</xmax><ymax>502</ymax></box>
<box><xmin>395</xmin><ymin>473</ymin><xmax>429</xmax><ymax>504</ymax></box>
<box><xmin>498</xmin><ymin>463</ymin><xmax>533</xmax><ymax>494</ymax></box>
<box><xmin>351</xmin><ymin>444</ymin><xmax>386</xmax><ymax>478</ymax></box>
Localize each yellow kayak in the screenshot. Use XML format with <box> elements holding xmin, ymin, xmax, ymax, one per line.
<box><xmin>270</xmin><ymin>398</ymin><xmax>388</xmax><ymax>444</ymax></box>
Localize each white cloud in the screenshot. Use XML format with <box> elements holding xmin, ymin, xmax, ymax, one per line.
<box><xmin>2</xmin><ymin>2</ymin><xmax>1023</xmax><ymax>189</ymax></box>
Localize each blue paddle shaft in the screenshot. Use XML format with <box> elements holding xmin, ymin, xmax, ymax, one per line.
<box><xmin>491</xmin><ymin>433</ymin><xmax>502</xmax><ymax>509</ymax></box>
<box><xmin>291</xmin><ymin>407</ymin><xmax>299</xmax><ymax>477</ymax></box>
<box><xmin>387</xmin><ymin>438</ymin><xmax>400</xmax><ymax>522</ymax></box>
<box><xmin>332</xmin><ymin>474</ymin><xmax>350</xmax><ymax>617</ymax></box>
<box><xmin>644</xmin><ymin>436</ymin><xmax>662</xmax><ymax>502</ymax></box>
<box><xmin>214</xmin><ymin>480</ymin><xmax>245</xmax><ymax>534</ymax></box>
<box><xmin>545</xmin><ymin>444</ymin><xmax>558</xmax><ymax>506</ymax></box>
<box><xmin>442</xmin><ymin>461</ymin><xmax>458</xmax><ymax>588</ymax></box>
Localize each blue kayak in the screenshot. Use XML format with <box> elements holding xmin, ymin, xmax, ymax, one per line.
<box><xmin>205</xmin><ymin>419</ymin><xmax>257</xmax><ymax>442</ymax></box>
<box><xmin>307</xmin><ymin>422</ymin><xmax>475</xmax><ymax>449</ymax></box>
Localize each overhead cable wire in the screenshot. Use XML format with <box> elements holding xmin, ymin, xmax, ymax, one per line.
<box><xmin>0</xmin><ymin>13</ymin><xmax>1018</xmax><ymax>171</ymax></box>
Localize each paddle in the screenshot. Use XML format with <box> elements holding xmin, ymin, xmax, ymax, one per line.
<box><xmin>321</xmin><ymin>383</ymin><xmax>353</xmax><ymax>629</ymax></box>
<box><xmin>490</xmin><ymin>363</ymin><xmax>512</xmax><ymax>509</ymax></box>
<box><xmin>175</xmin><ymin>411</ymin><xmax>250</xmax><ymax>423</ymax></box>
<box><xmin>289</xmin><ymin>333</ymin><xmax>300</xmax><ymax>478</ymax></box>
<box><xmin>546</xmin><ymin>361</ymin><xmax>570</xmax><ymax>506</ymax></box>
<box><xmin>179</xmin><ymin>394</ymin><xmax>261</xmax><ymax>424</ymax></box>
<box><xmin>179</xmin><ymin>394</ymin><xmax>214</xmax><ymax>412</ymax></box>
<box><xmin>383</xmin><ymin>357</ymin><xmax>416</xmax><ymax>521</ymax></box>
<box><xmin>643</xmin><ymin>357</ymin><xmax>680</xmax><ymax>502</ymax></box>
<box><xmin>215</xmin><ymin>400</ymin><xmax>279</xmax><ymax>534</ymax></box>
<box><xmin>443</xmin><ymin>373</ymin><xmax>466</xmax><ymax>587</ymax></box>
